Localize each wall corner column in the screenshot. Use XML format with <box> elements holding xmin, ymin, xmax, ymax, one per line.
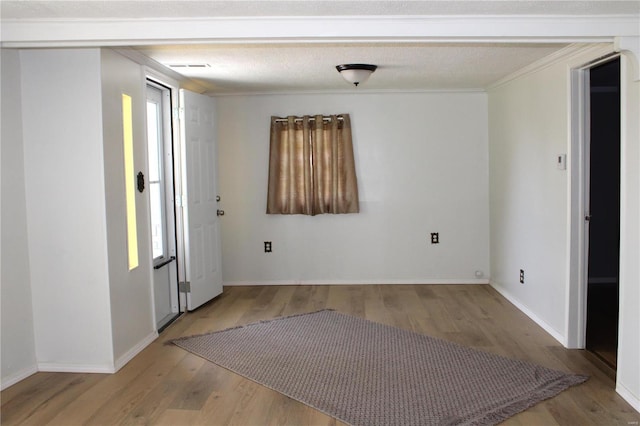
<box><xmin>615</xmin><ymin>37</ymin><xmax>640</xmax><ymax>81</ymax></box>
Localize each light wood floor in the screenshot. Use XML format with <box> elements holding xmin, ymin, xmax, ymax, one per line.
<box><xmin>2</xmin><ymin>285</ymin><xmax>638</xmax><ymax>425</ymax></box>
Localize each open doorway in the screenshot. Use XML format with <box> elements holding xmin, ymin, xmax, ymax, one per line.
<box><xmin>584</xmin><ymin>57</ymin><xmax>621</xmax><ymax>368</ymax></box>
<box><xmin>146</xmin><ymin>80</ymin><xmax>181</xmax><ymax>331</ymax></box>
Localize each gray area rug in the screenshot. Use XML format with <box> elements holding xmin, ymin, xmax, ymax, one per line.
<box><xmin>171</xmin><ymin>309</ymin><xmax>587</xmax><ymax>426</ymax></box>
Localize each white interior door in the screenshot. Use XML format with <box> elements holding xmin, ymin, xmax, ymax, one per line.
<box><xmin>179</xmin><ymin>89</ymin><xmax>223</xmax><ymax>311</ymax></box>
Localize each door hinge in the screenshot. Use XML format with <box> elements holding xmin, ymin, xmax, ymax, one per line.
<box><xmin>179</xmin><ymin>281</ymin><xmax>191</xmax><ymax>293</ymax></box>
<box><xmin>173</xmin><ymin>106</ymin><xmax>186</xmax><ymax>122</ymax></box>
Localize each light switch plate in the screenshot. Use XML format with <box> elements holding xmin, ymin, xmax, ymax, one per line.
<box><xmin>557</xmin><ymin>154</ymin><xmax>567</xmax><ymax>170</ymax></box>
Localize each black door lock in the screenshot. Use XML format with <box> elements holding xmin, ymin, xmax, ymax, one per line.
<box><xmin>137</xmin><ymin>172</ymin><xmax>145</xmax><ymax>193</ymax></box>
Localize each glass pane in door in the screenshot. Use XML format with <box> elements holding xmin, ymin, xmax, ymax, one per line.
<box><xmin>147</xmin><ymin>100</ymin><xmax>165</xmax><ymax>260</ymax></box>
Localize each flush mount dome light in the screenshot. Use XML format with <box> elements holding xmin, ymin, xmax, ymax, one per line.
<box><xmin>336</xmin><ymin>64</ymin><xmax>377</xmax><ymax>87</ymax></box>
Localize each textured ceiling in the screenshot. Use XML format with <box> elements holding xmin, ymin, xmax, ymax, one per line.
<box><xmin>2</xmin><ymin>1</ymin><xmax>639</xmax><ymax>19</ymax></box>
<box><xmin>2</xmin><ymin>1</ymin><xmax>637</xmax><ymax>93</ymax></box>
<box><xmin>135</xmin><ymin>42</ymin><xmax>566</xmax><ymax>93</ymax></box>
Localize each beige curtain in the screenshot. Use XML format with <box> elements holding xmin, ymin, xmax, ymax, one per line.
<box><xmin>267</xmin><ymin>114</ymin><xmax>359</xmax><ymax>215</ymax></box>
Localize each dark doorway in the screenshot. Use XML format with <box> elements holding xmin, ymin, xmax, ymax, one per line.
<box><xmin>585</xmin><ymin>57</ymin><xmax>621</xmax><ymax>369</ymax></box>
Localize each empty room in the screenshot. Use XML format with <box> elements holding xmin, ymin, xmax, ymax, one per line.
<box><xmin>1</xmin><ymin>1</ymin><xmax>639</xmax><ymax>425</ymax></box>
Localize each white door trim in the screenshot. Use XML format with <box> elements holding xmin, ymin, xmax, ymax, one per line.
<box><xmin>566</xmin><ymin>65</ymin><xmax>590</xmax><ymax>349</ymax></box>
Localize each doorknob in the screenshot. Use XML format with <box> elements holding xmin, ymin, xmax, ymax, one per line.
<box><xmin>585</xmin><ymin>214</ymin><xmax>591</xmax><ymax>222</ymax></box>
<box><xmin>216</xmin><ymin>195</ymin><xmax>221</xmax><ymax>202</ymax></box>
<box><xmin>217</xmin><ymin>209</ymin><xmax>225</xmax><ymax>216</ymax></box>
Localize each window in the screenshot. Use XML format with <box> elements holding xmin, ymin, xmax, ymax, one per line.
<box><xmin>266</xmin><ymin>114</ymin><xmax>359</xmax><ymax>215</ymax></box>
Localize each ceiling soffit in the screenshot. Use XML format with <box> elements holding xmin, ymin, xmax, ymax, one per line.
<box><xmin>1</xmin><ymin>14</ymin><xmax>637</xmax><ymax>47</ymax></box>
<box><xmin>1</xmin><ymin>2</ymin><xmax>637</xmax><ymax>93</ymax></box>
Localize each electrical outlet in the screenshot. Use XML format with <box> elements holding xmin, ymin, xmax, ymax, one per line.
<box><xmin>264</xmin><ymin>241</ymin><xmax>272</xmax><ymax>253</ymax></box>
<box><xmin>519</xmin><ymin>269</ymin><xmax>525</xmax><ymax>284</ymax></box>
<box><xmin>431</xmin><ymin>232</ymin><xmax>439</xmax><ymax>244</ymax></box>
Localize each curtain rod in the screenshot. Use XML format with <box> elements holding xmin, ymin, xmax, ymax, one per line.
<box><xmin>274</xmin><ymin>115</ymin><xmax>344</xmax><ymax>123</ymax></box>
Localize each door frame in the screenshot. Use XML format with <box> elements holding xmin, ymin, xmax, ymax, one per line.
<box><xmin>144</xmin><ymin>68</ymin><xmax>187</xmax><ymax>314</ymax></box>
<box><xmin>567</xmin><ymin>53</ymin><xmax>621</xmax><ymax>349</ymax></box>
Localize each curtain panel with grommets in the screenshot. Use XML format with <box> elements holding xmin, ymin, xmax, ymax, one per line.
<box><xmin>267</xmin><ymin>114</ymin><xmax>359</xmax><ymax>215</ymax></box>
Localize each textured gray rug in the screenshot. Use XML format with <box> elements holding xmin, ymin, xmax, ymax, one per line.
<box><xmin>171</xmin><ymin>310</ymin><xmax>587</xmax><ymax>426</ymax></box>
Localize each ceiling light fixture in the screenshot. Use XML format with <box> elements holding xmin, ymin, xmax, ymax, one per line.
<box><xmin>336</xmin><ymin>64</ymin><xmax>377</xmax><ymax>87</ymax></box>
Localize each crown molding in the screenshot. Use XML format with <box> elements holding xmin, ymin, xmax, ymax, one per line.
<box><xmin>208</xmin><ymin>88</ymin><xmax>487</xmax><ymax>97</ymax></box>
<box><xmin>113</xmin><ymin>47</ymin><xmax>210</xmax><ymax>93</ymax></box>
<box><xmin>1</xmin><ymin>14</ymin><xmax>638</xmax><ymax>48</ymax></box>
<box><xmin>486</xmin><ymin>43</ymin><xmax>616</xmax><ymax>90</ymax></box>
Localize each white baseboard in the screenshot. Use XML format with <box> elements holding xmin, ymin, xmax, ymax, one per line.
<box><xmin>490</xmin><ymin>281</ymin><xmax>566</xmax><ymax>346</ymax></box>
<box><xmin>1</xmin><ymin>364</ymin><xmax>38</xmax><ymax>391</ymax></box>
<box><xmin>616</xmin><ymin>383</ymin><xmax>640</xmax><ymax>413</ymax></box>
<box><xmin>4</xmin><ymin>331</ymin><xmax>158</xmax><ymax>387</ymax></box>
<box><xmin>224</xmin><ymin>279</ymin><xmax>490</xmax><ymax>286</ymax></box>
<box><xmin>37</xmin><ymin>362</ymin><xmax>115</xmax><ymax>374</ymax></box>
<box><xmin>114</xmin><ymin>331</ymin><xmax>158</xmax><ymax>373</ymax></box>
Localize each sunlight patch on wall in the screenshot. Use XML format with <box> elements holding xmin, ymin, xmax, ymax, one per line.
<box><xmin>122</xmin><ymin>94</ymin><xmax>139</xmax><ymax>270</ymax></box>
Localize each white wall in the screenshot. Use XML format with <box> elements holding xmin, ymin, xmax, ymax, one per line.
<box><xmin>217</xmin><ymin>92</ymin><xmax>490</xmax><ymax>284</ymax></box>
<box><xmin>20</xmin><ymin>49</ymin><xmax>114</xmax><ymax>370</ymax></box>
<box><xmin>616</xmin><ymin>52</ymin><xmax>640</xmax><ymax>411</ymax></box>
<box><xmin>1</xmin><ymin>48</ymin><xmax>158</xmax><ymax>380</ymax></box>
<box><xmin>488</xmin><ymin>48</ymin><xmax>640</xmax><ymax>409</ymax></box>
<box><xmin>488</xmin><ymin>62</ymin><xmax>569</xmax><ymax>339</ymax></box>
<box><xmin>0</xmin><ymin>49</ymin><xmax>38</xmax><ymax>388</ymax></box>
<box><xmin>100</xmin><ymin>49</ymin><xmax>156</xmax><ymax>368</ymax></box>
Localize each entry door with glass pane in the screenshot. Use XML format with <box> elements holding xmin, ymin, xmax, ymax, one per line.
<box><xmin>147</xmin><ymin>82</ymin><xmax>179</xmax><ymax>330</ymax></box>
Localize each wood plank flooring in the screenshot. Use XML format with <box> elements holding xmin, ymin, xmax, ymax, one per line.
<box><xmin>2</xmin><ymin>285</ymin><xmax>638</xmax><ymax>425</ymax></box>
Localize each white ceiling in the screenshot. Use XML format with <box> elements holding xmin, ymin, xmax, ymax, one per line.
<box><xmin>2</xmin><ymin>1</ymin><xmax>639</xmax><ymax>94</ymax></box>
<box><xmin>135</xmin><ymin>42</ymin><xmax>565</xmax><ymax>93</ymax></box>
